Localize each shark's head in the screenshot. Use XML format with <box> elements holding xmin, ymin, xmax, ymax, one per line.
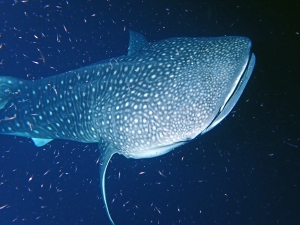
<box><xmin>94</xmin><ymin>34</ymin><xmax>255</xmax><ymax>161</ymax></box>
<box><xmin>95</xmin><ymin>32</ymin><xmax>255</xmax><ymax>225</ymax></box>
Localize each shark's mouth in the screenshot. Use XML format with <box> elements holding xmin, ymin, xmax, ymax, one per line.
<box><xmin>201</xmin><ymin>52</ymin><xmax>256</xmax><ymax>134</ymax></box>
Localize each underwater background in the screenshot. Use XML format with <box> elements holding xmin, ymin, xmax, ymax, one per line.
<box><xmin>0</xmin><ymin>0</ymin><xmax>299</xmax><ymax>224</ymax></box>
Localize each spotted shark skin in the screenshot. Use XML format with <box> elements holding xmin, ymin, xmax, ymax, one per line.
<box><xmin>0</xmin><ymin>31</ymin><xmax>255</xmax><ymax>224</ymax></box>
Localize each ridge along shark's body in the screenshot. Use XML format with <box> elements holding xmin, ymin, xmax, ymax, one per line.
<box><xmin>0</xmin><ymin>31</ymin><xmax>255</xmax><ymax>224</ymax></box>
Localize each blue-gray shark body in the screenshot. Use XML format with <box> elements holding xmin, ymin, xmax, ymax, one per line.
<box><xmin>0</xmin><ymin>31</ymin><xmax>255</xmax><ymax>224</ymax></box>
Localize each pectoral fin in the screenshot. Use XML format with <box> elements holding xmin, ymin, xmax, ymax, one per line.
<box><xmin>99</xmin><ymin>140</ymin><xmax>116</xmax><ymax>225</ymax></box>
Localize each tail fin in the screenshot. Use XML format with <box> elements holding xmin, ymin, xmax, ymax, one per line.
<box><xmin>0</xmin><ymin>76</ymin><xmax>22</xmax><ymax>109</ymax></box>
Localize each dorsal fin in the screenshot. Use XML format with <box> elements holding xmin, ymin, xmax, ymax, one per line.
<box><xmin>127</xmin><ymin>30</ymin><xmax>149</xmax><ymax>56</ymax></box>
<box><xmin>99</xmin><ymin>140</ymin><xmax>116</xmax><ymax>225</ymax></box>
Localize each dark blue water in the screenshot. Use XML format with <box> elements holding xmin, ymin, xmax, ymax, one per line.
<box><xmin>0</xmin><ymin>0</ymin><xmax>299</xmax><ymax>225</ymax></box>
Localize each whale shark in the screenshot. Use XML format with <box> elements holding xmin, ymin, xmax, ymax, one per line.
<box><xmin>0</xmin><ymin>31</ymin><xmax>255</xmax><ymax>224</ymax></box>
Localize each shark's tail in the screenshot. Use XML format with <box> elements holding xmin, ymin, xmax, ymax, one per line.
<box><xmin>0</xmin><ymin>76</ymin><xmax>22</xmax><ymax>110</ymax></box>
